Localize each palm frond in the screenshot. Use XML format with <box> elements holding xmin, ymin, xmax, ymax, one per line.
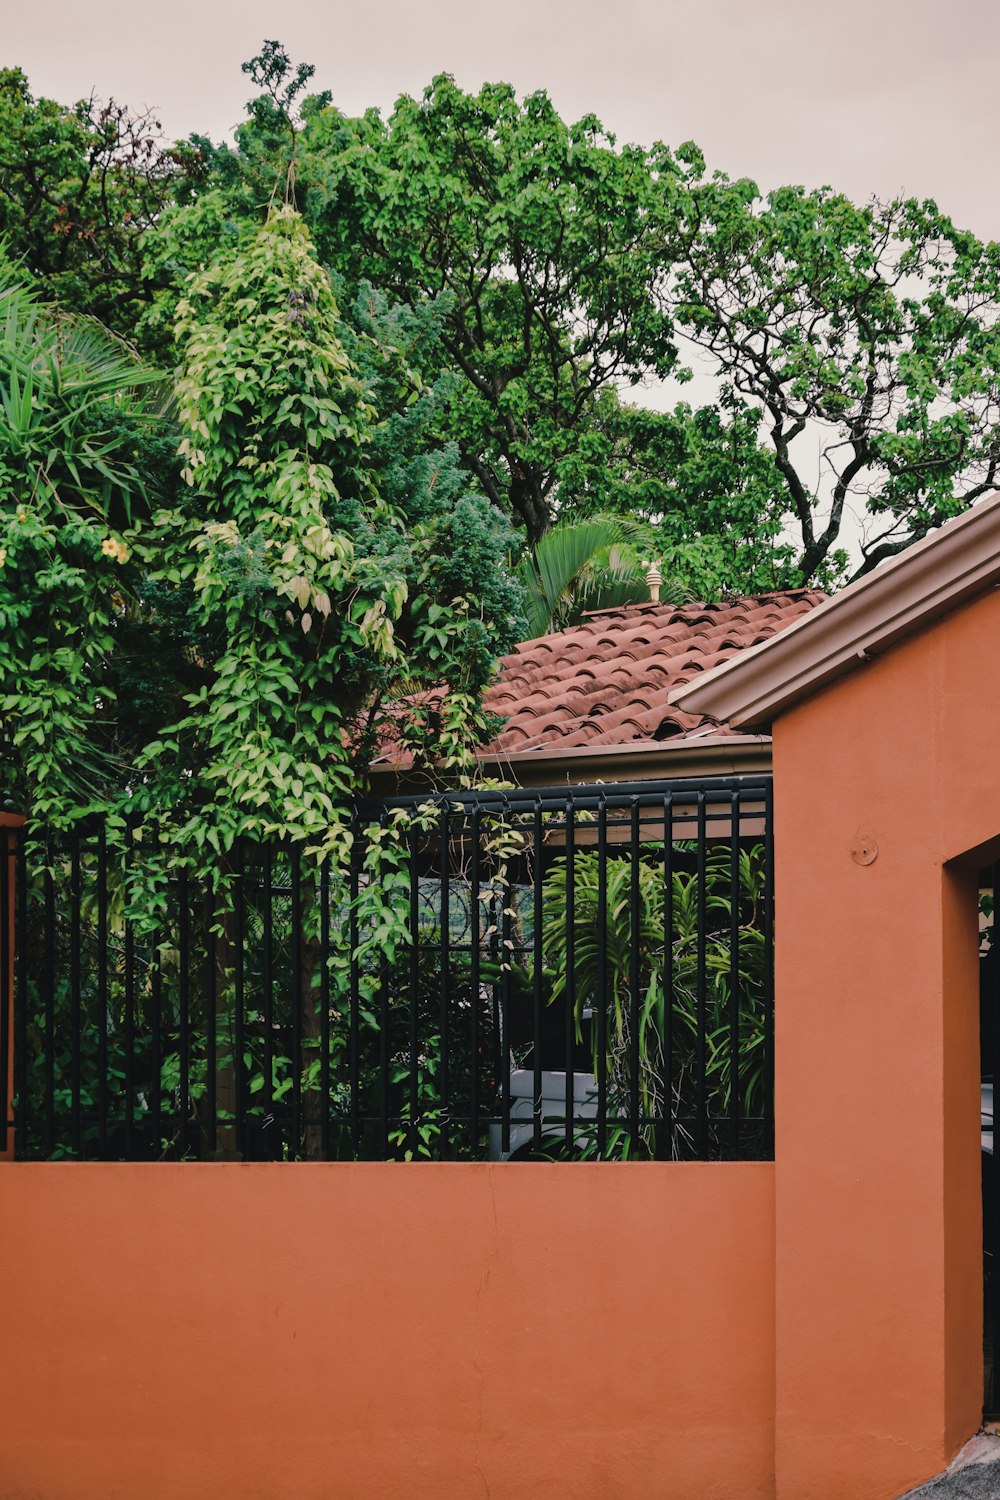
<box><xmin>515</xmin><ymin>517</ymin><xmax>686</xmax><ymax>637</ymax></box>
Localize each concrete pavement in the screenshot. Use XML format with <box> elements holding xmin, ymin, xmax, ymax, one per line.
<box><xmin>901</xmin><ymin>1435</ymin><xmax>1000</xmax><ymax>1497</ymax></box>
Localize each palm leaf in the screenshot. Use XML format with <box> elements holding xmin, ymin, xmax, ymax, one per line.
<box><xmin>516</xmin><ymin>517</ymin><xmax>680</xmax><ymax>636</ymax></box>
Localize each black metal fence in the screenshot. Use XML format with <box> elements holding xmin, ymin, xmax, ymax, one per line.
<box><xmin>0</xmin><ymin>776</ymin><xmax>774</xmax><ymax>1162</ymax></box>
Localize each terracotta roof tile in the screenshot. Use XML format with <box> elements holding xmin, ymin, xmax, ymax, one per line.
<box><xmin>483</xmin><ymin>590</ymin><xmax>826</xmax><ymax>753</ymax></box>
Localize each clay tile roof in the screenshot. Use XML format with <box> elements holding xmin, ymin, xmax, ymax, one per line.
<box><xmin>483</xmin><ymin>590</ymin><xmax>826</xmax><ymax>753</ymax></box>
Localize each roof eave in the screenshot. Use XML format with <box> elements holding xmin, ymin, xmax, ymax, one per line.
<box><xmin>369</xmin><ymin>733</ymin><xmax>773</xmax><ymax>794</ymax></box>
<box><xmin>669</xmin><ymin>494</ymin><xmax>1000</xmax><ymax>731</ymax></box>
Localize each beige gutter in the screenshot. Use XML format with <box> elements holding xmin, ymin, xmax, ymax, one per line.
<box><xmin>670</xmin><ymin>492</ymin><xmax>1000</xmax><ymax>731</ymax></box>
<box><xmin>369</xmin><ymin>733</ymin><xmax>773</xmax><ymax>794</ymax></box>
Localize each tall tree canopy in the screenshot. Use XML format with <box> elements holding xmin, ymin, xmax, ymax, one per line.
<box><xmin>0</xmin><ymin>66</ymin><xmax>204</xmax><ymax>335</ymax></box>
<box><xmin>138</xmin><ymin>206</ymin><xmax>520</xmax><ymax>854</ymax></box>
<box><xmin>295</xmin><ymin>75</ymin><xmax>685</xmax><ymax>543</ymax></box>
<box><xmin>671</xmin><ymin>177</ymin><xmax>1000</xmax><ymax>578</ymax></box>
<box><xmin>195</xmin><ymin>44</ymin><xmax>1000</xmax><ymax>583</ymax></box>
<box><xmin>0</xmin><ymin>212</ymin><xmax>521</xmax><ymax>836</ymax></box>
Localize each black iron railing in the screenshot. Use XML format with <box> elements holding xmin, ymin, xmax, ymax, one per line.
<box><xmin>0</xmin><ymin>776</ymin><xmax>774</xmax><ymax>1161</ymax></box>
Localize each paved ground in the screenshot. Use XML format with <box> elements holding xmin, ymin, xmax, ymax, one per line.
<box><xmin>901</xmin><ymin>1435</ymin><xmax>1000</xmax><ymax>1497</ymax></box>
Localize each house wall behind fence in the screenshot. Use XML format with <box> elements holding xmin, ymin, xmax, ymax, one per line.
<box><xmin>0</xmin><ymin>1162</ymin><xmax>775</xmax><ymax>1500</ymax></box>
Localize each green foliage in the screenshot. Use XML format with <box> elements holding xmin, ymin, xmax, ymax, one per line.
<box><xmin>230</xmin><ymin>48</ymin><xmax>1000</xmax><ymax>581</ymax></box>
<box><xmin>135</xmin><ymin>188</ymin><xmax>256</xmax><ymax>362</ymax></box>
<box><xmin>0</xmin><ymin>257</ymin><xmax>167</xmax><ymax>521</ymax></box>
<box><xmin>15</xmin><ymin>833</ymin><xmax>501</xmax><ymax>1163</ymax></box>
<box><xmin>541</xmin><ymin>843</ymin><xmax>767</xmax><ymax>1158</ymax></box>
<box><xmin>0</xmin><ymin>256</ymin><xmax>170</xmax><ymax>820</ymax></box>
<box><xmin>515</xmin><ymin>516</ymin><xmax>675</xmax><ymax>637</ymax></box>
<box><xmin>0</xmin><ymin>67</ymin><xmax>204</xmax><ymax>337</ymax></box>
<box><xmin>126</xmin><ymin>207</ymin><xmax>520</xmax><ymax>866</ymax></box>
<box><xmin>0</xmin><ymin>200</ymin><xmax>520</xmax><ymax>860</ymax></box>
<box><xmin>562</xmin><ymin>393</ymin><xmax>806</xmax><ymax>594</ymax></box>
<box><xmin>672</xmin><ymin>179</ymin><xmax>1000</xmax><ymax>579</ymax></box>
<box><xmin>8</xmin><ymin>46</ymin><xmax>1000</xmax><ymax>586</ymax></box>
<box><xmin>238</xmin><ymin>66</ymin><xmax>688</xmax><ymax>542</ymax></box>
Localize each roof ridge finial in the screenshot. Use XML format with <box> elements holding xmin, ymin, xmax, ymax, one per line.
<box><xmin>645</xmin><ymin>560</ymin><xmax>663</xmax><ymax>604</ymax></box>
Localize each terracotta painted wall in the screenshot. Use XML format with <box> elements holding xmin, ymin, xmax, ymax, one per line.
<box><xmin>9</xmin><ymin>583</ymin><xmax>999</xmax><ymax>1500</ymax></box>
<box><xmin>0</xmin><ymin>1162</ymin><xmax>775</xmax><ymax>1500</ymax></box>
<box><xmin>770</xmin><ymin>585</ymin><xmax>1000</xmax><ymax>1499</ymax></box>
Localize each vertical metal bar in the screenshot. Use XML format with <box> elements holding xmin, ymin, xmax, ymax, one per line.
<box><xmin>204</xmin><ymin>887</ymin><xmax>217</xmax><ymax>1158</ymax></box>
<box><xmin>290</xmin><ymin>844</ymin><xmax>302</xmax><ymax>1160</ymax></box>
<box><xmin>729</xmin><ymin>791</ymin><xmax>741</xmax><ymax>1159</ymax></box>
<box><xmin>150</xmin><ymin>921</ymin><xmax>163</xmax><ymax>1157</ymax></box>
<box><xmin>43</xmin><ymin>851</ymin><xmax>56</xmax><ymax>1158</ymax></box>
<box><xmin>348</xmin><ymin>817</ymin><xmax>361</xmax><ymax>1154</ymax></box>
<box><xmin>379</xmin><ymin>814</ymin><xmax>390</xmax><ymax>1158</ymax></box>
<box><xmin>320</xmin><ymin>858</ymin><xmax>331</xmax><ymax>1161</ymax></box>
<box><xmin>629</xmin><ymin>798</ymin><xmax>641</xmax><ymax>1149</ymax></box>
<box><xmin>178</xmin><ymin>867</ymin><xmax>191</xmax><ymax>1158</ymax></box>
<box><xmin>233</xmin><ymin>843</ymin><xmax>246</xmax><ymax>1159</ymax></box>
<box><xmin>662</xmin><ymin>794</ymin><xmax>674</xmax><ymax>1159</ymax></box>
<box><xmin>96</xmin><ymin>825</ymin><xmax>108</xmax><ymax>1159</ymax></box>
<box><xmin>439</xmin><ymin>803</ymin><xmax>451</xmax><ymax>1157</ymax></box>
<box><xmin>261</xmin><ymin>845</ymin><xmax>274</xmax><ymax>1152</ymax></box>
<box><xmin>469</xmin><ymin>804</ymin><xmax>481</xmax><ymax>1155</ymax></box>
<box><xmin>696</xmin><ymin>792</ymin><xmax>708</xmax><ymax>1159</ymax></box>
<box><xmin>378</xmin><ymin>966</ymin><xmax>390</xmax><ymax>1155</ymax></box>
<box><xmin>532</xmin><ymin>802</ymin><xmax>544</xmax><ymax>1153</ymax></box>
<box><xmin>0</xmin><ymin>825</ymin><xmax>9</xmax><ymax>1154</ymax></box>
<box><xmin>596</xmin><ymin>798</ymin><xmax>608</xmax><ymax>1158</ymax></box>
<box><xmin>989</xmin><ymin>860</ymin><xmax>1000</xmax><ymax>1416</ymax></box>
<box><xmin>408</xmin><ymin>816</ymin><xmax>420</xmax><ymax>1157</ymax></box>
<box><xmin>123</xmin><ymin>837</ymin><xmax>135</xmax><ymax>1158</ymax></box>
<box><xmin>763</xmin><ymin>780</ymin><xmax>775</xmax><ymax>1158</ymax></box>
<box><xmin>489</xmin><ymin>818</ymin><xmax>502</xmax><ymax>1100</ymax></box>
<box><xmin>564</xmin><ymin>798</ymin><xmax>576</xmax><ymax>1155</ymax></box>
<box><xmin>70</xmin><ymin>832</ymin><xmax>82</xmax><ymax>1157</ymax></box>
<box><xmin>15</xmin><ymin>833</ymin><xmax>28</xmax><ymax>1158</ymax></box>
<box><xmin>499</xmin><ymin>815</ymin><xmax>512</xmax><ymax>1158</ymax></box>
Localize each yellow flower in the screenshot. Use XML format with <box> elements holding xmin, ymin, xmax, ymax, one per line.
<box><xmin>101</xmin><ymin>538</ymin><xmax>118</xmax><ymax>557</ymax></box>
<box><xmin>0</xmin><ymin>547</ymin><xmax>6</xmax><ymax>567</ymax></box>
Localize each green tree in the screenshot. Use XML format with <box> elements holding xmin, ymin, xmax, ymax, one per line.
<box><xmin>0</xmin><ymin>256</ymin><xmax>169</xmax><ymax>821</ymax></box>
<box><xmin>12</xmin><ymin>45</ymin><xmax>1000</xmax><ymax>588</ymax></box>
<box><xmin>0</xmin><ymin>67</ymin><xmax>204</xmax><ymax>337</ymax></box>
<box><xmin>1</xmin><ymin>210</ymin><xmax>524</xmax><ymax>1167</ymax></box>
<box><xmin>267</xmin><ymin>52</ymin><xmax>1000</xmax><ymax>580</ymax></box>
<box><xmin>131</xmin><ymin>206</ymin><xmax>521</xmax><ymax>856</ymax></box>
<box><xmin>558</xmin><ymin>391</ymin><xmax>804</xmax><ymax>593</ymax></box>
<box><xmin>0</xmin><ymin>209</ymin><xmax>521</xmax><ymax>838</ymax></box>
<box><xmin>235</xmin><ymin>60</ymin><xmax>689</xmax><ymax>541</ymax></box>
<box><xmin>670</xmin><ymin>178</ymin><xmax>1000</xmax><ymax>579</ymax></box>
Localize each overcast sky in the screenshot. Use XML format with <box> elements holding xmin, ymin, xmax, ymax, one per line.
<box><xmin>7</xmin><ymin>0</ymin><xmax>1000</xmax><ymax>239</ymax></box>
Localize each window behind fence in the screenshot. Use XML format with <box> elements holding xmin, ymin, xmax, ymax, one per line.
<box><xmin>0</xmin><ymin>777</ymin><xmax>774</xmax><ymax>1162</ymax></box>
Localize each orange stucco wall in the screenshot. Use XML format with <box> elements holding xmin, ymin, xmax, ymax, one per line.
<box><xmin>6</xmin><ymin>585</ymin><xmax>1000</xmax><ymax>1500</ymax></box>
<box><xmin>0</xmin><ymin>1162</ymin><xmax>775</xmax><ymax>1500</ymax></box>
<box><xmin>770</xmin><ymin>585</ymin><xmax>1000</xmax><ymax>1498</ymax></box>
